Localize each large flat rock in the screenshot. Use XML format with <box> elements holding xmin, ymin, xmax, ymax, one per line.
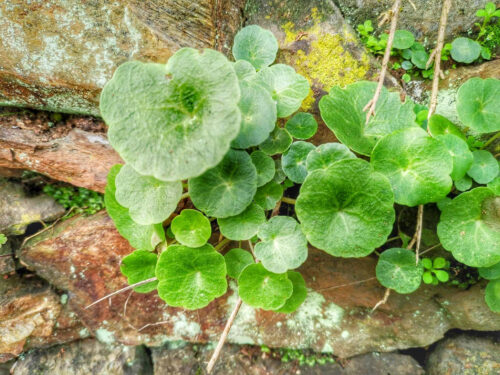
<box><xmin>19</xmin><ymin>211</ymin><xmax>500</xmax><ymax>358</ymax></box>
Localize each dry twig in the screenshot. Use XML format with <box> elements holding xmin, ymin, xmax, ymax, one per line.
<box><xmin>371</xmin><ymin>288</ymin><xmax>391</xmax><ymax>313</ymax></box>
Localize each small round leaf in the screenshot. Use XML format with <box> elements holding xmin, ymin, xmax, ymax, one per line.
<box><xmin>393</xmin><ymin>30</ymin><xmax>415</xmax><ymax>49</ymax></box>
<box><xmin>376</xmin><ymin>248</ymin><xmax>423</xmax><ymax>294</ymax></box>
<box><xmin>282</xmin><ymin>142</ymin><xmax>316</xmax><ymax>184</ymax></box>
<box><xmin>115</xmin><ymin>164</ymin><xmax>182</xmax><ymax>225</ymax></box>
<box><xmin>485</xmin><ymin>279</ymin><xmax>500</xmax><ymax>312</ymax></box>
<box><xmin>371</xmin><ymin>127</ymin><xmax>453</xmax><ymax>206</ymax></box>
<box><xmin>171</xmin><ymin>209</ymin><xmax>211</xmax><ymax>248</ymax></box>
<box><xmin>224</xmin><ymin>248</ymin><xmax>254</xmax><ymax>279</ymax></box>
<box><xmin>455</xmin><ymin>175</ymin><xmax>473</xmax><ymax>191</ymax></box>
<box><xmin>274</xmin><ymin>271</ymin><xmax>307</xmax><ymax>313</ymax></box>
<box><xmin>251</xmin><ymin>151</ymin><xmax>276</xmax><ymax>187</ymax></box>
<box><xmin>285</xmin><ymin>113</ymin><xmax>318</xmax><ymax>140</ymax></box>
<box><xmin>189</xmin><ymin>150</ymin><xmax>257</xmax><ymax>218</ymax></box>
<box><xmin>156</xmin><ymin>244</ymin><xmax>227</xmax><ymax>309</ymax></box>
<box><xmin>259</xmin><ymin>126</ymin><xmax>293</xmax><ymax>155</ymax></box>
<box><xmin>436</xmin><ymin>134</ymin><xmax>473</xmax><ymax>181</ymax></box>
<box><xmin>434</xmin><ymin>270</ymin><xmax>449</xmax><ymax>282</ymax></box>
<box><xmin>411</xmin><ymin>50</ymin><xmax>429</xmax><ymax>69</ymax></box>
<box><xmin>238</xmin><ymin>263</ymin><xmax>293</xmax><ymax>310</ymax></box>
<box><xmin>451</xmin><ymin>37</ymin><xmax>481</xmax><ymax>63</ymax></box>
<box><xmin>467</xmin><ymin>150</ymin><xmax>499</xmax><ymax>184</ymax></box>
<box><xmin>254</xmin><ymin>216</ymin><xmax>308</xmax><ymax>273</ymax></box>
<box><xmin>233</xmin><ymin>60</ymin><xmax>256</xmax><ymax>81</ymax></box>
<box><xmin>218</xmin><ymin>203</ymin><xmax>266</xmax><ymax>240</ymax></box>
<box><xmin>120</xmin><ymin>250</ymin><xmax>158</xmax><ymax>293</ymax></box>
<box><xmin>253</xmin><ymin>181</ymin><xmax>283</xmax><ymax>210</ymax></box>
<box><xmin>306</xmin><ymin>143</ymin><xmax>356</xmax><ymax>172</ymax></box>
<box><xmin>232</xmin><ymin>25</ymin><xmax>278</xmax><ymax>70</ymax></box>
<box><xmin>478</xmin><ymin>262</ymin><xmax>500</xmax><ymax>280</ymax></box>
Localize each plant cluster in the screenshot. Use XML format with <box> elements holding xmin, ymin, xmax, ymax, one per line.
<box><xmin>43</xmin><ymin>184</ymin><xmax>104</xmax><ymax>215</ymax></box>
<box><xmin>357</xmin><ymin>2</ymin><xmax>500</xmax><ymax>82</ymax></box>
<box><xmin>100</xmin><ymin>22</ymin><xmax>500</xmax><ymax>325</ymax></box>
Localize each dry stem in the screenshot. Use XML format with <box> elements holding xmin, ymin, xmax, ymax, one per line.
<box><xmin>371</xmin><ymin>288</ymin><xmax>391</xmax><ymax>313</ymax></box>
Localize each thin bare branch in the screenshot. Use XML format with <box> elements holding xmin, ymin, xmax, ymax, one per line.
<box><xmin>281</xmin><ymin>196</ymin><xmax>296</xmax><ymax>205</ymax></box>
<box><xmin>364</xmin><ymin>0</ymin><xmax>402</xmax><ymax>124</ymax></box>
<box><xmin>419</xmin><ymin>243</ymin><xmax>442</xmax><ymax>257</ymax></box>
<box><xmin>371</xmin><ymin>288</ymin><xmax>391</xmax><ymax>313</ymax></box>
<box><xmin>206</xmin><ymin>297</ymin><xmax>243</xmax><ymax>373</ymax></box>
<box><xmin>316</xmin><ymin>277</ymin><xmax>377</xmax><ymax>291</ymax></box>
<box><xmin>414</xmin><ymin>204</ymin><xmax>424</xmax><ymax>264</ymax></box>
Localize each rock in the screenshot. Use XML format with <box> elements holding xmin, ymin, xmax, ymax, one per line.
<box><xmin>19</xmin><ymin>212</ymin><xmax>500</xmax><ymax>358</ymax></box>
<box><xmin>0</xmin><ymin>239</ymin><xmax>16</xmax><ymax>275</ymax></box>
<box><xmin>152</xmin><ymin>342</ymin><xmax>424</xmax><ymax>374</ymax></box>
<box><xmin>0</xmin><ymin>0</ymin><xmax>245</xmax><ymax>115</ymax></box>
<box><xmin>426</xmin><ymin>333</ymin><xmax>500</xmax><ymax>375</ymax></box>
<box><xmin>0</xmin><ymin>112</ymin><xmax>122</xmax><ymax>193</ymax></box>
<box><xmin>0</xmin><ymin>180</ymin><xmax>65</xmax><ymax>235</ymax></box>
<box><xmin>10</xmin><ymin>339</ymin><xmax>152</xmax><ymax>375</ymax></box>
<box><xmin>335</xmin><ymin>0</ymin><xmax>490</xmax><ymax>41</ymax></box>
<box><xmin>0</xmin><ymin>274</ymin><xmax>83</xmax><ymax>363</ymax></box>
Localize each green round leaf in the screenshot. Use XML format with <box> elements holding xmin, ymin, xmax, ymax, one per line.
<box><xmin>101</xmin><ymin>51</ymin><xmax>241</xmax><ymax>181</ymax></box>
<box><xmin>437</xmin><ymin>187</ymin><xmax>500</xmax><ymax>267</ymax></box>
<box><xmin>371</xmin><ymin>127</ymin><xmax>453</xmax><ymax>206</ymax></box>
<box><xmin>436</xmin><ymin>134</ymin><xmax>473</xmax><ymax>181</ymax></box>
<box><xmin>485</xmin><ymin>279</ymin><xmax>500</xmax><ymax>312</ymax></box>
<box><xmin>437</xmin><ymin>197</ymin><xmax>453</xmax><ymax>211</ymax></box>
<box><xmin>238</xmin><ymin>263</ymin><xmax>293</xmax><ymax>310</ymax></box>
<box><xmin>457</xmin><ymin>78</ymin><xmax>500</xmax><ymax>133</ymax></box>
<box><xmin>487</xmin><ymin>177</ymin><xmax>500</xmax><ymax>195</ymax></box>
<box><xmin>428</xmin><ymin>114</ymin><xmax>466</xmax><ymax>140</ymax></box>
<box><xmin>171</xmin><ymin>209</ymin><xmax>211</xmax><ymax>248</ymax></box>
<box><xmin>218</xmin><ymin>203</ymin><xmax>266</xmax><ymax>240</ymax></box>
<box><xmin>231</xmin><ymin>80</ymin><xmax>277</xmax><ymax>149</ymax></box>
<box><xmin>393</xmin><ymin>30</ymin><xmax>415</xmax><ymax>49</ymax></box>
<box><xmin>233</xmin><ymin>60</ymin><xmax>256</xmax><ymax>81</ymax></box>
<box><xmin>189</xmin><ymin>150</ymin><xmax>257</xmax><ymax>218</ymax></box>
<box><xmin>254</xmin><ymin>216</ymin><xmax>308</xmax><ymax>273</ymax></box>
<box><xmin>120</xmin><ymin>250</ymin><xmax>158</xmax><ymax>293</ymax></box>
<box><xmin>156</xmin><ymin>244</ymin><xmax>227</xmax><ymax>309</ymax></box>
<box><xmin>253</xmin><ymin>181</ymin><xmax>283</xmax><ymax>210</ymax></box>
<box><xmin>433</xmin><ymin>257</ymin><xmax>447</xmax><ymax>269</ymax></box>
<box><xmin>319</xmin><ymin>81</ymin><xmax>416</xmax><ymax>156</ymax></box>
<box><xmin>478</xmin><ymin>262</ymin><xmax>500</xmax><ymax>280</ymax></box>
<box><xmin>376</xmin><ymin>248</ymin><xmax>423</xmax><ymax>294</ymax></box>
<box><xmin>251</xmin><ymin>64</ymin><xmax>310</xmax><ymax>118</ymax></box>
<box><xmin>306</xmin><ymin>143</ymin><xmax>356</xmax><ymax>172</ymax></box>
<box><xmin>434</xmin><ymin>270</ymin><xmax>449</xmax><ymax>282</ymax></box>
<box><xmin>224</xmin><ymin>248</ymin><xmax>254</xmax><ymax>279</ymax></box>
<box><xmin>455</xmin><ymin>175</ymin><xmax>473</xmax><ymax>191</ymax></box>
<box><xmin>451</xmin><ymin>37</ymin><xmax>481</xmax><ymax>63</ymax></box>
<box><xmin>274</xmin><ymin>271</ymin><xmax>307</xmax><ymax>313</ymax></box>
<box><xmin>232</xmin><ymin>25</ymin><xmax>278</xmax><ymax>70</ymax></box>
<box><xmin>296</xmin><ymin>159</ymin><xmax>395</xmax><ymax>257</ymax></box>
<box><xmin>467</xmin><ymin>150</ymin><xmax>499</xmax><ymax>184</ymax></box>
<box><xmin>115</xmin><ymin>164</ymin><xmax>182</xmax><ymax>225</ymax></box>
<box><xmin>411</xmin><ymin>50</ymin><xmax>429</xmax><ymax>69</ymax></box>
<box><xmin>259</xmin><ymin>126</ymin><xmax>293</xmax><ymax>155</ymax></box>
<box><xmin>282</xmin><ymin>142</ymin><xmax>316</xmax><ymax>184</ymax></box>
<box><xmin>422</xmin><ymin>271</ymin><xmax>433</xmax><ymax>284</ymax></box>
<box><xmin>422</xmin><ymin>258</ymin><xmax>433</xmax><ymax>269</ymax></box>
<box><xmin>285</xmin><ymin>113</ymin><xmax>318</xmax><ymax>140</ymax></box>
<box><xmin>251</xmin><ymin>151</ymin><xmax>276</xmax><ymax>187</ymax></box>
<box><xmin>105</xmin><ymin>165</ymin><xmax>165</xmax><ymax>251</ymax></box>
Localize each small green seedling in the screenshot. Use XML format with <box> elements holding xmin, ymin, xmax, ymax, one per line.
<box><xmin>422</xmin><ymin>257</ymin><xmax>450</xmax><ymax>285</ymax></box>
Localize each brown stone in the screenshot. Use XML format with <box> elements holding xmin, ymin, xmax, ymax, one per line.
<box><xmin>19</xmin><ymin>212</ymin><xmax>500</xmax><ymax>358</ymax></box>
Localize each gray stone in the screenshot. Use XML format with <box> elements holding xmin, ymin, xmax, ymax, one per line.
<box><xmin>427</xmin><ymin>333</ymin><xmax>500</xmax><ymax>375</ymax></box>
<box><xmin>335</xmin><ymin>0</ymin><xmax>490</xmax><ymax>41</ymax></box>
<box><xmin>0</xmin><ymin>239</ymin><xmax>15</xmax><ymax>275</ymax></box>
<box><xmin>0</xmin><ymin>180</ymin><xmax>65</xmax><ymax>235</ymax></box>
<box><xmin>10</xmin><ymin>339</ymin><xmax>153</xmax><ymax>375</ymax></box>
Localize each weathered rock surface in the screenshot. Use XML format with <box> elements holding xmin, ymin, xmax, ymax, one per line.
<box><xmin>10</xmin><ymin>339</ymin><xmax>152</xmax><ymax>375</ymax></box>
<box><xmin>0</xmin><ymin>0</ymin><xmax>245</xmax><ymax>115</ymax></box>
<box><xmin>426</xmin><ymin>333</ymin><xmax>500</xmax><ymax>375</ymax></box>
<box><xmin>152</xmin><ymin>342</ymin><xmax>424</xmax><ymax>374</ymax></box>
<box><xmin>0</xmin><ymin>112</ymin><xmax>121</xmax><ymax>192</ymax></box>
<box><xmin>0</xmin><ymin>240</ymin><xmax>16</xmax><ymax>275</ymax></box>
<box><xmin>335</xmin><ymin>0</ymin><xmax>491</xmax><ymax>41</ymax></box>
<box><xmin>0</xmin><ymin>275</ymin><xmax>84</xmax><ymax>363</ymax></box>
<box><xmin>19</xmin><ymin>211</ymin><xmax>500</xmax><ymax>358</ymax></box>
<box><xmin>0</xmin><ymin>180</ymin><xmax>65</xmax><ymax>235</ymax></box>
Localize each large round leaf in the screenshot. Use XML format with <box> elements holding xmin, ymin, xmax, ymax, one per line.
<box><xmin>115</xmin><ymin>164</ymin><xmax>182</xmax><ymax>225</ymax></box>
<box><xmin>171</xmin><ymin>209</ymin><xmax>211</xmax><ymax>248</ymax></box>
<box><xmin>251</xmin><ymin>64</ymin><xmax>310</xmax><ymax>118</ymax></box>
<box><xmin>467</xmin><ymin>150</ymin><xmax>499</xmax><ymax>184</ymax></box>
<box><xmin>101</xmin><ymin>50</ymin><xmax>241</xmax><ymax>182</ymax></box>
<box><xmin>428</xmin><ymin>114</ymin><xmax>465</xmax><ymax>140</ymax></box>
<box><xmin>275</xmin><ymin>271</ymin><xmax>307</xmax><ymax>313</ymax></box>
<box><xmin>478</xmin><ymin>262</ymin><xmax>500</xmax><ymax>280</ymax></box>
<box><xmin>435</xmin><ymin>134</ymin><xmax>473</xmax><ymax>181</ymax></box>
<box><xmin>189</xmin><ymin>150</ymin><xmax>257</xmax><ymax>218</ymax></box>
<box><xmin>120</xmin><ymin>250</ymin><xmax>158</xmax><ymax>293</ymax></box>
<box><xmin>306</xmin><ymin>143</ymin><xmax>356</xmax><ymax>172</ymax></box>
<box><xmin>232</xmin><ymin>25</ymin><xmax>278</xmax><ymax>70</ymax></box>
<box><xmin>238</xmin><ymin>263</ymin><xmax>293</xmax><ymax>310</ymax></box>
<box><xmin>233</xmin><ymin>60</ymin><xmax>256</xmax><ymax>81</ymax></box>
<box><xmin>218</xmin><ymin>203</ymin><xmax>266</xmax><ymax>240</ymax></box>
<box><xmin>285</xmin><ymin>112</ymin><xmax>318</xmax><ymax>140</ymax></box>
<box><xmin>250</xmin><ymin>151</ymin><xmax>275</xmax><ymax>187</ymax></box>
<box><xmin>437</xmin><ymin>188</ymin><xmax>500</xmax><ymax>267</ymax></box>
<box><xmin>488</xmin><ymin>177</ymin><xmax>500</xmax><ymax>195</ymax></box>
<box><xmin>371</xmin><ymin>127</ymin><xmax>453</xmax><ymax>206</ymax></box>
<box><xmin>457</xmin><ymin>78</ymin><xmax>500</xmax><ymax>133</ymax></box>
<box><xmin>105</xmin><ymin>165</ymin><xmax>165</xmax><ymax>251</ymax></box>
<box><xmin>319</xmin><ymin>81</ymin><xmax>416</xmax><ymax>155</ymax></box>
<box><xmin>393</xmin><ymin>30</ymin><xmax>415</xmax><ymax>49</ymax></box>
<box><xmin>375</xmin><ymin>248</ymin><xmax>423</xmax><ymax>294</ymax></box>
<box><xmin>485</xmin><ymin>279</ymin><xmax>500</xmax><ymax>312</ymax></box>
<box><xmin>259</xmin><ymin>126</ymin><xmax>293</xmax><ymax>155</ymax></box>
<box><xmin>296</xmin><ymin>159</ymin><xmax>395</xmax><ymax>257</ymax></box>
<box><xmin>231</xmin><ymin>80</ymin><xmax>277</xmax><ymax>149</ymax></box>
<box><xmin>254</xmin><ymin>216</ymin><xmax>308</xmax><ymax>273</ymax></box>
<box><xmin>156</xmin><ymin>244</ymin><xmax>227</xmax><ymax>309</ymax></box>
<box><xmin>224</xmin><ymin>248</ymin><xmax>254</xmax><ymax>279</ymax></box>
<box><xmin>450</xmin><ymin>37</ymin><xmax>481</xmax><ymax>63</ymax></box>
<box><xmin>281</xmin><ymin>142</ymin><xmax>316</xmax><ymax>184</ymax></box>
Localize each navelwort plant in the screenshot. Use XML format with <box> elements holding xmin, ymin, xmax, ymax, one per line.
<box><xmin>99</xmin><ymin>24</ymin><xmax>500</xmax><ymax>370</ymax></box>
